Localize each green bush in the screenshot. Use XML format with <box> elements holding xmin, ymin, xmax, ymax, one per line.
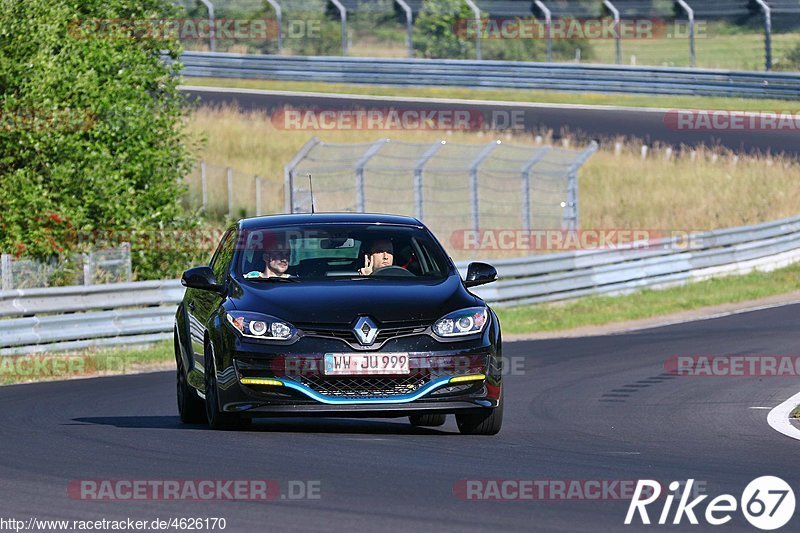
<box><xmin>0</xmin><ymin>0</ymin><xmax>200</xmax><ymax>281</ymax></box>
<box><xmin>413</xmin><ymin>0</ymin><xmax>475</xmax><ymax>59</ymax></box>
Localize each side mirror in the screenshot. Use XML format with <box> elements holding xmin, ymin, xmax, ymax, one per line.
<box><xmin>464</xmin><ymin>262</ymin><xmax>497</xmax><ymax>288</ymax></box>
<box><xmin>181</xmin><ymin>266</ymin><xmax>223</xmax><ymax>293</ymax></box>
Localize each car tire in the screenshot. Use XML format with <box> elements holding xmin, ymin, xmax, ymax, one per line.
<box><xmin>409</xmin><ymin>414</ymin><xmax>447</xmax><ymax>427</ymax></box>
<box><xmin>455</xmin><ymin>393</ymin><xmax>503</xmax><ymax>436</ymax></box>
<box><xmin>176</xmin><ymin>334</ymin><xmax>205</xmax><ymax>424</ymax></box>
<box><xmin>204</xmin><ymin>340</ymin><xmax>247</xmax><ymax>431</ymax></box>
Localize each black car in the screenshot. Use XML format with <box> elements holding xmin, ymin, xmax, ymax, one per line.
<box><xmin>174</xmin><ymin>213</ymin><xmax>503</xmax><ymax>435</ymax></box>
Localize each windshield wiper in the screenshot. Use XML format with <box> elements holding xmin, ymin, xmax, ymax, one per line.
<box><xmin>246</xmin><ymin>276</ymin><xmax>299</xmax><ymax>282</ymax></box>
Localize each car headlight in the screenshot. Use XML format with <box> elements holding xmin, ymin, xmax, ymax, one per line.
<box><xmin>226</xmin><ymin>311</ymin><xmax>297</xmax><ymax>340</ymax></box>
<box><xmin>432</xmin><ymin>307</ymin><xmax>488</xmax><ymax>337</ymax></box>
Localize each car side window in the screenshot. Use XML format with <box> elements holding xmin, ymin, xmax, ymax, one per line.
<box><xmin>210</xmin><ymin>229</ymin><xmax>237</xmax><ymax>283</ymax></box>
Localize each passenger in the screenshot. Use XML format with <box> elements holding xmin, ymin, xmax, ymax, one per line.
<box><xmin>245</xmin><ymin>245</ymin><xmax>291</xmax><ymax>279</ymax></box>
<box><xmin>359</xmin><ymin>238</ymin><xmax>394</xmax><ymax>276</ymax></box>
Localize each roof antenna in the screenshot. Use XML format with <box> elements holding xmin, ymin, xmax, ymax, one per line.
<box><xmin>308</xmin><ymin>173</ymin><xmax>315</xmax><ymax>214</ymax></box>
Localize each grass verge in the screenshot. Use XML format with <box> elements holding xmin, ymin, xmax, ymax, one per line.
<box><xmin>183</xmin><ymin>77</ymin><xmax>793</xmax><ymax>113</ymax></box>
<box><xmin>791</xmin><ymin>406</ymin><xmax>800</xmax><ymax>419</ymax></box>
<box><xmin>0</xmin><ymin>341</ymin><xmax>173</xmax><ymax>386</ymax></box>
<box><xmin>495</xmin><ymin>262</ymin><xmax>800</xmax><ymax>335</ymax></box>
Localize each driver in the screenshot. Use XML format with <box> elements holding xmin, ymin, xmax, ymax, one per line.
<box><xmin>359</xmin><ymin>238</ymin><xmax>394</xmax><ymax>276</ymax></box>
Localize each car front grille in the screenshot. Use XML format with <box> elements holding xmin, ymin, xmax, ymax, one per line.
<box><xmin>294</xmin><ymin>374</ymin><xmax>428</xmax><ymax>398</ymax></box>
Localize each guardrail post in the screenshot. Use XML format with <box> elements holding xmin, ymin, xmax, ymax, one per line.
<box><xmin>395</xmin><ymin>0</ymin><xmax>414</xmax><ymax>58</ymax></box>
<box><xmin>264</xmin><ymin>0</ymin><xmax>283</xmax><ymax>52</ymax></box>
<box><xmin>533</xmin><ymin>1</ymin><xmax>552</xmax><ymax>62</ymax></box>
<box><xmin>284</xmin><ymin>136</ymin><xmax>321</xmax><ymax>213</ymax></box>
<box><xmin>755</xmin><ymin>0</ymin><xmax>772</xmax><ymax>71</ymax></box>
<box><xmin>200</xmin><ymin>160</ymin><xmax>208</xmax><ymax>212</ymax></box>
<box><xmin>470</xmin><ymin>141</ymin><xmax>501</xmax><ymax>232</ymax></box>
<box><xmin>227</xmin><ymin>167</ymin><xmax>234</xmax><ymax>217</ymax></box>
<box><xmin>1</xmin><ymin>254</ymin><xmax>12</xmax><ymax>291</ymax></box>
<box><xmin>355</xmin><ymin>139</ymin><xmax>390</xmax><ymax>213</ymax></box>
<box><xmin>413</xmin><ymin>141</ymin><xmax>446</xmax><ymax>221</ymax></box>
<box><xmin>520</xmin><ymin>147</ymin><xmax>553</xmax><ymax>233</ymax></box>
<box><xmin>603</xmin><ymin>1</ymin><xmax>621</xmax><ymax>65</ymax></box>
<box><xmin>330</xmin><ymin>0</ymin><xmax>348</xmax><ymax>55</ymax></box>
<box><xmin>676</xmin><ymin>0</ymin><xmax>695</xmax><ymax>67</ymax></box>
<box><xmin>199</xmin><ymin>0</ymin><xmax>216</xmax><ymax>52</ymax></box>
<box><xmin>464</xmin><ymin>0</ymin><xmax>481</xmax><ymax>60</ymax></box>
<box><xmin>562</xmin><ymin>141</ymin><xmax>598</xmax><ymax>230</ymax></box>
<box><xmin>255</xmin><ymin>176</ymin><xmax>262</xmax><ymax>216</ymax></box>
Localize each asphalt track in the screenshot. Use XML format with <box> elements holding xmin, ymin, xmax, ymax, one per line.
<box><xmin>180</xmin><ymin>86</ymin><xmax>800</xmax><ymax>156</ymax></box>
<box><xmin>1</xmin><ymin>303</ymin><xmax>799</xmax><ymax>532</ymax></box>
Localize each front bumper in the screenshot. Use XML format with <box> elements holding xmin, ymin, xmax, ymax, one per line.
<box><xmin>213</xmin><ymin>332</ymin><xmax>502</xmax><ymax>416</ymax></box>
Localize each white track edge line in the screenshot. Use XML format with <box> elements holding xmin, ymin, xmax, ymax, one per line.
<box><xmin>767</xmin><ymin>390</ymin><xmax>800</xmax><ymax>442</ymax></box>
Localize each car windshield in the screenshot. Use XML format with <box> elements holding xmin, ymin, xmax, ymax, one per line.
<box><xmin>236</xmin><ymin>224</ymin><xmax>450</xmax><ymax>281</ymax></box>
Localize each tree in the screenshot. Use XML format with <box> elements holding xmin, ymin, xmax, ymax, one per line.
<box><xmin>0</xmin><ymin>0</ymin><xmax>199</xmax><ymax>280</ymax></box>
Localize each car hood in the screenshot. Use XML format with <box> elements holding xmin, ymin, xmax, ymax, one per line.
<box><xmin>232</xmin><ymin>275</ymin><xmax>478</xmax><ymax>325</ymax></box>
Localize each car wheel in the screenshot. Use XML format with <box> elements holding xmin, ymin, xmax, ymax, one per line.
<box><xmin>409</xmin><ymin>414</ymin><xmax>446</xmax><ymax>427</ymax></box>
<box><xmin>204</xmin><ymin>340</ymin><xmax>247</xmax><ymax>431</ymax></box>
<box><xmin>455</xmin><ymin>393</ymin><xmax>503</xmax><ymax>436</ymax></box>
<box><xmin>176</xmin><ymin>333</ymin><xmax>205</xmax><ymax>424</ymax></box>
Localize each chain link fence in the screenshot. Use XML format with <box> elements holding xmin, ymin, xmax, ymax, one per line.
<box><xmin>1</xmin><ymin>245</ymin><xmax>132</xmax><ymax>290</ymax></box>
<box><xmin>285</xmin><ymin>137</ymin><xmax>597</xmax><ymax>259</ymax></box>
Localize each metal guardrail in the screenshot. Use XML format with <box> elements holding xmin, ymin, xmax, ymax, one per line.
<box><xmin>173</xmin><ymin>52</ymin><xmax>800</xmax><ymax>100</ymax></box>
<box><xmin>2</xmin><ymin>215</ymin><xmax>800</xmax><ymax>355</ymax></box>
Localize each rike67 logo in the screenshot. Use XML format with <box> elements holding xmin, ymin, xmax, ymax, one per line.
<box><xmin>625</xmin><ymin>477</ymin><xmax>795</xmax><ymax>530</ymax></box>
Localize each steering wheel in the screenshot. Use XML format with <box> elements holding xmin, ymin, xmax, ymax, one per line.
<box><xmin>371</xmin><ymin>265</ymin><xmax>415</xmax><ymax>277</ymax></box>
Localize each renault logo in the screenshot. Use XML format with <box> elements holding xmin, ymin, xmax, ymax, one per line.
<box><xmin>353</xmin><ymin>316</ymin><xmax>379</xmax><ymax>345</ymax></box>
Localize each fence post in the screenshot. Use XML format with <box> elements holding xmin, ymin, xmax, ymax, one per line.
<box><xmin>395</xmin><ymin>0</ymin><xmax>414</xmax><ymax>58</ymax></box>
<box><xmin>255</xmin><ymin>176</ymin><xmax>262</xmax><ymax>216</ymax></box>
<box><xmin>200</xmin><ymin>160</ymin><xmax>208</xmax><ymax>212</ymax></box>
<box><xmin>676</xmin><ymin>0</ymin><xmax>695</xmax><ymax>67</ymax></box>
<box><xmin>755</xmin><ymin>0</ymin><xmax>772</xmax><ymax>71</ymax></box>
<box><xmin>1</xmin><ymin>254</ymin><xmax>12</xmax><ymax>290</ymax></box>
<box><xmin>562</xmin><ymin>141</ymin><xmax>598</xmax><ymax>230</ymax></box>
<box><xmin>122</xmin><ymin>242</ymin><xmax>132</xmax><ymax>282</ymax></box>
<box><xmin>354</xmin><ymin>139</ymin><xmax>390</xmax><ymax>213</ymax></box>
<box><xmin>533</xmin><ymin>1</ymin><xmax>552</xmax><ymax>62</ymax></box>
<box><xmin>520</xmin><ymin>147</ymin><xmax>553</xmax><ymax>233</ymax></box>
<box><xmin>199</xmin><ymin>0</ymin><xmax>216</xmax><ymax>52</ymax></box>
<box><xmin>469</xmin><ymin>141</ymin><xmax>501</xmax><ymax>233</ymax></box>
<box><xmin>330</xmin><ymin>0</ymin><xmax>348</xmax><ymax>55</ymax></box>
<box><xmin>603</xmin><ymin>1</ymin><xmax>621</xmax><ymax>65</ymax></box>
<box><xmin>284</xmin><ymin>137</ymin><xmax>321</xmax><ymax>213</ymax></box>
<box><xmin>464</xmin><ymin>0</ymin><xmax>481</xmax><ymax>60</ymax></box>
<box><xmin>83</xmin><ymin>252</ymin><xmax>94</xmax><ymax>285</ymax></box>
<box><xmin>413</xmin><ymin>141</ymin><xmax>446</xmax><ymax>221</ymax></box>
<box><xmin>265</xmin><ymin>0</ymin><xmax>283</xmax><ymax>52</ymax></box>
<box><xmin>226</xmin><ymin>167</ymin><xmax>234</xmax><ymax>218</ymax></box>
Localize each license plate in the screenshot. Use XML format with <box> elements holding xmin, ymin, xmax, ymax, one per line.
<box><xmin>324</xmin><ymin>353</ymin><xmax>410</xmax><ymax>376</ymax></box>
